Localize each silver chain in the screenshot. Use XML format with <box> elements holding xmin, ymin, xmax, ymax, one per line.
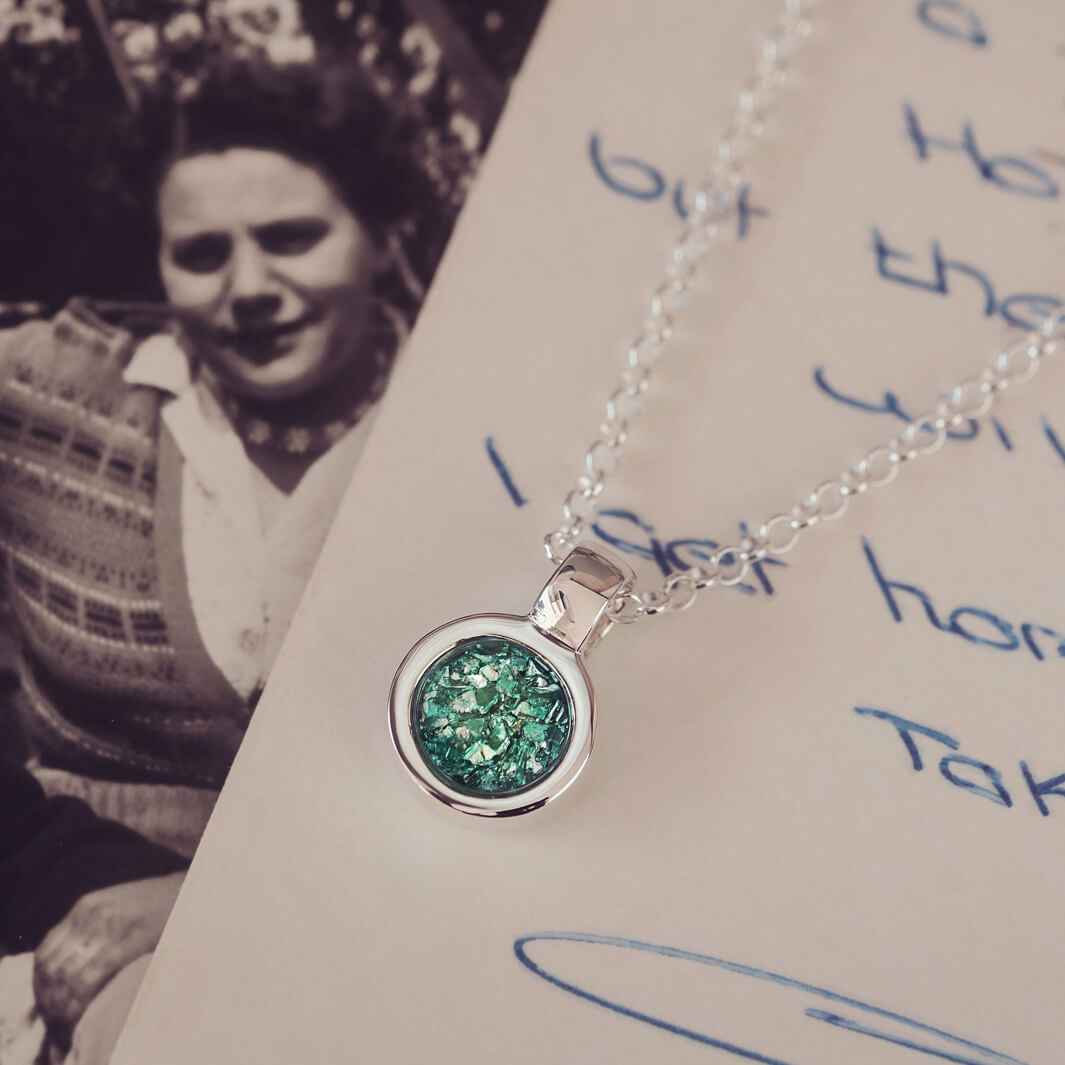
<box><xmin>543</xmin><ymin>0</ymin><xmax>1065</xmax><ymax>625</ymax></box>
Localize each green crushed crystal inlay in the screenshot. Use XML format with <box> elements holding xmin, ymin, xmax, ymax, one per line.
<box><xmin>412</xmin><ymin>636</ymin><xmax>572</xmax><ymax>796</ymax></box>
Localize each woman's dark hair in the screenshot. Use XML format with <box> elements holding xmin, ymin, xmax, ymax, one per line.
<box><xmin>145</xmin><ymin>59</ymin><xmax>421</xmax><ymax>245</ymax></box>
<box><xmin>2</xmin><ymin>56</ymin><xmax>432</xmax><ymax>307</ymax></box>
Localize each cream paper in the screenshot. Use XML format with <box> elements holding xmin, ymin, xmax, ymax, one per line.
<box><xmin>113</xmin><ymin>1</ymin><xmax>1065</xmax><ymax>1062</ymax></box>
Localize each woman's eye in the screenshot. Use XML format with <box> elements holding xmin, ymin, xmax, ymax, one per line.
<box><xmin>256</xmin><ymin>219</ymin><xmax>330</xmax><ymax>256</ymax></box>
<box><xmin>170</xmin><ymin>234</ymin><xmax>232</xmax><ymax>274</ymax></box>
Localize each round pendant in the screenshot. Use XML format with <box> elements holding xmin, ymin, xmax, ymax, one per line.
<box><xmin>388</xmin><ymin>546</ymin><xmax>633</xmax><ymax>817</ymax></box>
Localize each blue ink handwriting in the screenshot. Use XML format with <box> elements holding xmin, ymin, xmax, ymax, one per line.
<box><xmin>482</xmin><ymin>444</ymin><xmax>788</xmax><ymax>597</ymax></box>
<box><xmin>484</xmin><ymin>437</ymin><xmax>527</xmax><ymax>507</ymax></box>
<box><xmin>591</xmin><ymin>508</ymin><xmax>786</xmax><ymax>597</ymax></box>
<box><xmin>814</xmin><ymin>364</ymin><xmax>979</xmax><ymax>440</ymax></box>
<box><xmin>675</xmin><ymin>182</ymin><xmax>767</xmax><ymax>241</ymax></box>
<box><xmin>864</xmin><ymin>538</ymin><xmax>1065</xmax><ymax>662</ymax></box>
<box><xmin>856</xmin><ymin>707</ymin><xmax>1065</xmax><ymax>816</ymax></box>
<box><xmin>813</xmin><ymin>365</ymin><xmax>1065</xmax><ymax>469</ymax></box>
<box><xmin>903</xmin><ymin>102</ymin><xmax>1058</xmax><ymax>199</ymax></box>
<box><xmin>871</xmin><ymin>227</ymin><xmax>1062</xmax><ymax>329</ymax></box>
<box><xmin>515</xmin><ymin>931</ymin><xmax>1026</xmax><ymax>1064</ymax></box>
<box><xmin>588</xmin><ymin>133</ymin><xmax>768</xmax><ymax>239</ymax></box>
<box><xmin>915</xmin><ymin>0</ymin><xmax>989</xmax><ymax>48</ymax></box>
<box><xmin>1042</xmin><ymin>417</ymin><xmax>1065</xmax><ymax>465</ymax></box>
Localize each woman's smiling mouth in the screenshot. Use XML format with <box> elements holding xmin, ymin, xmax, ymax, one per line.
<box><xmin>218</xmin><ymin>311</ymin><xmax>323</xmax><ymax>363</ymax></box>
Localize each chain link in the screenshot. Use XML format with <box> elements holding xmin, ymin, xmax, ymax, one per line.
<box><xmin>545</xmin><ymin>0</ymin><xmax>816</xmax><ymax>569</ymax></box>
<box><xmin>602</xmin><ymin>316</ymin><xmax>1065</xmax><ymax>625</ymax></box>
<box><xmin>543</xmin><ymin>0</ymin><xmax>1065</xmax><ymax>625</ymax></box>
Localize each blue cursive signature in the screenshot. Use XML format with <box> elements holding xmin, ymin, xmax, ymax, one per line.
<box><xmin>514</xmin><ymin>932</ymin><xmax>1028</xmax><ymax>1064</ymax></box>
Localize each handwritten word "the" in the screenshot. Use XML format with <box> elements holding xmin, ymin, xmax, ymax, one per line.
<box><xmin>872</xmin><ymin>228</ymin><xmax>1062</xmax><ymax>330</ymax></box>
<box><xmin>857</xmin><ymin>707</ymin><xmax>1065</xmax><ymax>816</ymax></box>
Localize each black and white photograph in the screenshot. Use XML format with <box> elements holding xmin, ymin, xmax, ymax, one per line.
<box><xmin>0</xmin><ymin>1</ymin><xmax>547</xmax><ymax>1060</ymax></box>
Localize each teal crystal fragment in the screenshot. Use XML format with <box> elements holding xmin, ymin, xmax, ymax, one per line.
<box><xmin>412</xmin><ymin>636</ymin><xmax>572</xmax><ymax>796</ymax></box>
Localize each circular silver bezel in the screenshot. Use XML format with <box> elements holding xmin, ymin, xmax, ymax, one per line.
<box><xmin>388</xmin><ymin>613</ymin><xmax>595</xmax><ymax>817</ymax></box>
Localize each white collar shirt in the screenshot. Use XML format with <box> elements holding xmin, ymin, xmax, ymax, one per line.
<box><xmin>123</xmin><ymin>334</ymin><xmax>377</xmax><ymax>700</ymax></box>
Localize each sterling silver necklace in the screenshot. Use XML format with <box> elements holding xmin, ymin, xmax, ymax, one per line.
<box><xmin>389</xmin><ymin>0</ymin><xmax>1063</xmax><ymax>817</ymax></box>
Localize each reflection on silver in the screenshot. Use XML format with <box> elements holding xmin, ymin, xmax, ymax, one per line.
<box><xmin>388</xmin><ymin>546</ymin><xmax>633</xmax><ymax>817</ymax></box>
<box><xmin>529</xmin><ymin>545</ymin><xmax>633</xmax><ymax>655</ymax></box>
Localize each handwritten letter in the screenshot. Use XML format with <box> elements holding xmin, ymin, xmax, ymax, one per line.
<box><xmin>115</xmin><ymin>3</ymin><xmax>1065</xmax><ymax>1063</ymax></box>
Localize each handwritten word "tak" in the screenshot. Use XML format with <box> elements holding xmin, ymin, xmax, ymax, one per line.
<box><xmin>857</xmin><ymin>707</ymin><xmax>1065</xmax><ymax>816</ymax></box>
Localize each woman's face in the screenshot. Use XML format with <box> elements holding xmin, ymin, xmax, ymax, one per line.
<box><xmin>157</xmin><ymin>147</ymin><xmax>377</xmax><ymax>401</ymax></box>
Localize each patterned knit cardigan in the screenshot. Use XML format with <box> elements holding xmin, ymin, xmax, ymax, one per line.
<box><xmin>0</xmin><ymin>302</ymin><xmax>249</xmax><ymax>788</ymax></box>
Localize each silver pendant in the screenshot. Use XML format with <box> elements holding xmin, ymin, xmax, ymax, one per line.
<box><xmin>388</xmin><ymin>546</ymin><xmax>633</xmax><ymax>817</ymax></box>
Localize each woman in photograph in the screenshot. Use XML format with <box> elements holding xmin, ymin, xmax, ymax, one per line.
<box><xmin>0</xmin><ymin>59</ymin><xmax>419</xmax><ymax>1060</ymax></box>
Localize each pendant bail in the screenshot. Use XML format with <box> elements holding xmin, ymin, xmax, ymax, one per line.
<box><xmin>529</xmin><ymin>545</ymin><xmax>634</xmax><ymax>656</ymax></box>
